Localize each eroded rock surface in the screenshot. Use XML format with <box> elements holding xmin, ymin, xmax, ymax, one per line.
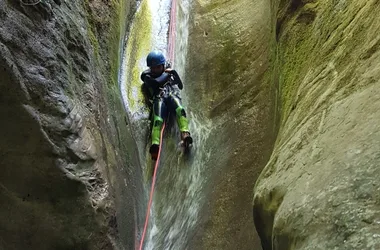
<box><xmin>185</xmin><ymin>0</ymin><xmax>276</xmax><ymax>249</ymax></box>
<box><xmin>186</xmin><ymin>0</ymin><xmax>380</xmax><ymax>249</ymax></box>
<box><xmin>0</xmin><ymin>1</ymin><xmax>138</xmax><ymax>249</ymax></box>
<box><xmin>254</xmin><ymin>1</ymin><xmax>380</xmax><ymax>249</ymax></box>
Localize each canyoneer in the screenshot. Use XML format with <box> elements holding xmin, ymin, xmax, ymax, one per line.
<box><xmin>140</xmin><ymin>51</ymin><xmax>193</xmax><ymax>160</ymax></box>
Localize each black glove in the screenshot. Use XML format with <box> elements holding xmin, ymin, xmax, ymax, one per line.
<box><xmin>170</xmin><ymin>70</ymin><xmax>183</xmax><ymax>90</ymax></box>
<box><xmin>145</xmin><ymin>75</ymin><xmax>158</xmax><ymax>87</ymax></box>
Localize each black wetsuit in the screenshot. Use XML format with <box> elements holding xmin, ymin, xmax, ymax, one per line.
<box><xmin>140</xmin><ymin>69</ymin><xmax>189</xmax><ymax>145</ymax></box>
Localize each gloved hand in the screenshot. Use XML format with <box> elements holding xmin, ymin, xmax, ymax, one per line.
<box><xmin>145</xmin><ymin>75</ymin><xmax>158</xmax><ymax>86</ymax></box>
<box><xmin>164</xmin><ymin>69</ymin><xmax>183</xmax><ymax>89</ymax></box>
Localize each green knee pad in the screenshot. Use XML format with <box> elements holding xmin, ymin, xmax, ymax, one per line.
<box><xmin>151</xmin><ymin>115</ymin><xmax>164</xmax><ymax>145</ymax></box>
<box><xmin>175</xmin><ymin>107</ymin><xmax>189</xmax><ymax>132</ymax></box>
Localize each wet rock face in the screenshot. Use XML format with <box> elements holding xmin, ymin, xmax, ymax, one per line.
<box><xmin>0</xmin><ymin>1</ymin><xmax>134</xmax><ymax>249</ymax></box>
<box><xmin>186</xmin><ymin>0</ymin><xmax>275</xmax><ymax>249</ymax></box>
<box><xmin>254</xmin><ymin>0</ymin><xmax>380</xmax><ymax>249</ymax></box>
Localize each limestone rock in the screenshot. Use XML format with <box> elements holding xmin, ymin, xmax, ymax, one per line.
<box><xmin>185</xmin><ymin>0</ymin><xmax>275</xmax><ymax>249</ymax></box>
<box><xmin>0</xmin><ymin>1</ymin><xmax>137</xmax><ymax>249</ymax></box>
<box><xmin>254</xmin><ymin>1</ymin><xmax>380</xmax><ymax>249</ymax></box>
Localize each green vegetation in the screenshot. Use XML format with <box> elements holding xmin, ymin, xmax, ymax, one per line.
<box><xmin>124</xmin><ymin>0</ymin><xmax>152</xmax><ymax>111</ymax></box>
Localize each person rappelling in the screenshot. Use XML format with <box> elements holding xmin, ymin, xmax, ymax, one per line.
<box><xmin>140</xmin><ymin>51</ymin><xmax>193</xmax><ymax>160</ymax></box>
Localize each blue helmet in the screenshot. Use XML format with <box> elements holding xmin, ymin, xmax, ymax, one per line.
<box><xmin>146</xmin><ymin>51</ymin><xmax>166</xmax><ymax>67</ymax></box>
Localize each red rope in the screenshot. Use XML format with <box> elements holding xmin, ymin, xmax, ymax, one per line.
<box><xmin>137</xmin><ymin>0</ymin><xmax>177</xmax><ymax>248</ymax></box>
<box><xmin>168</xmin><ymin>0</ymin><xmax>177</xmax><ymax>63</ymax></box>
<box><xmin>138</xmin><ymin>122</ymin><xmax>166</xmax><ymax>250</ymax></box>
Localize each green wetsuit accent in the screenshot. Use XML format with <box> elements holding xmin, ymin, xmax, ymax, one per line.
<box><xmin>141</xmin><ymin>69</ymin><xmax>190</xmax><ymax>146</ymax></box>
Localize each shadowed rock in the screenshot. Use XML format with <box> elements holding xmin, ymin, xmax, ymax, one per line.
<box><xmin>0</xmin><ymin>1</ymin><xmax>138</xmax><ymax>249</ymax></box>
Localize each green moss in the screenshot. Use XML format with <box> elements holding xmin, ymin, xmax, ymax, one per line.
<box><xmin>276</xmin><ymin>2</ymin><xmax>374</xmax><ymax>127</ymax></box>
<box><xmin>108</xmin><ymin>0</ymin><xmax>129</xmax><ymax>87</ymax></box>
<box><xmin>88</xmin><ymin>27</ymin><xmax>100</xmax><ymax>58</ymax></box>
<box><xmin>277</xmin><ymin>21</ymin><xmax>315</xmax><ymax>127</ymax></box>
<box><xmin>82</xmin><ymin>0</ymin><xmax>100</xmax><ymax>60</ymax></box>
<box><xmin>124</xmin><ymin>0</ymin><xmax>152</xmax><ymax>111</ymax></box>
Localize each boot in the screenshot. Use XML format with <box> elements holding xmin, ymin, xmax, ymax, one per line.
<box><xmin>181</xmin><ymin>132</ymin><xmax>193</xmax><ymax>147</ymax></box>
<box><xmin>149</xmin><ymin>144</ymin><xmax>159</xmax><ymax>161</ymax></box>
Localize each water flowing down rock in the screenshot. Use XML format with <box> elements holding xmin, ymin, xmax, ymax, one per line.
<box><xmin>2</xmin><ymin>0</ymin><xmax>380</xmax><ymax>249</ymax></box>
<box><xmin>184</xmin><ymin>0</ymin><xmax>276</xmax><ymax>249</ymax></box>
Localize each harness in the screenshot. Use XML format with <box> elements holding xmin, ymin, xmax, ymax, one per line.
<box><xmin>154</xmin><ymin>74</ymin><xmax>179</xmax><ymax>99</ymax></box>
<box><xmin>142</xmin><ymin>69</ymin><xmax>182</xmax><ymax>102</ymax></box>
